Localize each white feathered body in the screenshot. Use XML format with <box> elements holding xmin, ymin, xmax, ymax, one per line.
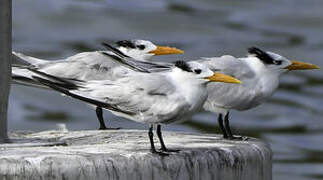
<box><xmin>67</xmin><ymin>68</ymin><xmax>208</xmax><ymax>125</ymax></box>
<box><xmin>199</xmin><ymin>55</ymin><xmax>280</xmax><ymax>114</ymax></box>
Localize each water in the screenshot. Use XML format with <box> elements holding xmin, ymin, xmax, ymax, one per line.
<box><xmin>9</xmin><ymin>0</ymin><xmax>323</xmax><ymax>179</ymax></box>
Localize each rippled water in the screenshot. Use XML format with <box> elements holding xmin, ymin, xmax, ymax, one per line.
<box><xmin>9</xmin><ymin>0</ymin><xmax>323</xmax><ymax>179</ymax></box>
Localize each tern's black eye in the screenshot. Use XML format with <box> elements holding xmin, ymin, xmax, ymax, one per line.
<box><xmin>137</xmin><ymin>45</ymin><xmax>145</xmax><ymax>50</ymax></box>
<box><xmin>274</xmin><ymin>60</ymin><xmax>282</xmax><ymax>65</ymax></box>
<box><xmin>194</xmin><ymin>69</ymin><xmax>202</xmax><ymax>74</ymax></box>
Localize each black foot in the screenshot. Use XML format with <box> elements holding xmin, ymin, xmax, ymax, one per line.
<box><xmin>240</xmin><ymin>136</ymin><xmax>249</xmax><ymax>141</ymax></box>
<box><xmin>150</xmin><ymin>149</ymin><xmax>169</xmax><ymax>156</ymax></box>
<box><xmin>160</xmin><ymin>148</ymin><xmax>180</xmax><ymax>153</ymax></box>
<box><xmin>98</xmin><ymin>127</ymin><xmax>121</xmax><ymax>130</ymax></box>
<box><xmin>224</xmin><ymin>135</ymin><xmax>247</xmax><ymax>141</ymax></box>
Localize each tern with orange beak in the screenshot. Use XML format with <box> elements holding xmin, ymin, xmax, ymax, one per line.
<box><xmin>11</xmin><ymin>39</ymin><xmax>183</xmax><ymax>130</ymax></box>
<box><xmin>29</xmin><ymin>57</ymin><xmax>241</xmax><ymax>155</ymax></box>
<box><xmin>200</xmin><ymin>47</ymin><xmax>320</xmax><ymax>139</ymax></box>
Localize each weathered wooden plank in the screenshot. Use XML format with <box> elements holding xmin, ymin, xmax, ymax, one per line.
<box><xmin>0</xmin><ymin>130</ymin><xmax>272</xmax><ymax>180</ymax></box>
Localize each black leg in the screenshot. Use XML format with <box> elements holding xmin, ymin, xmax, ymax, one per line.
<box><xmin>148</xmin><ymin>125</ymin><xmax>157</xmax><ymax>153</ymax></box>
<box><xmin>156</xmin><ymin>125</ymin><xmax>179</xmax><ymax>152</ymax></box>
<box><xmin>218</xmin><ymin>114</ymin><xmax>228</xmax><ymax>139</ymax></box>
<box><xmin>156</xmin><ymin>125</ymin><xmax>167</xmax><ymax>151</ymax></box>
<box><xmin>148</xmin><ymin>125</ymin><xmax>168</xmax><ymax>156</ymax></box>
<box><xmin>96</xmin><ymin>106</ymin><xmax>120</xmax><ymax>130</ymax></box>
<box><xmin>224</xmin><ymin>112</ymin><xmax>242</xmax><ymax>140</ymax></box>
<box><xmin>96</xmin><ymin>107</ymin><xmax>107</xmax><ymax>130</ymax></box>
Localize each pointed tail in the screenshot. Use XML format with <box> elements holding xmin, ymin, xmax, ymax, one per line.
<box><xmin>11</xmin><ymin>65</ymin><xmax>50</xmax><ymax>89</ymax></box>
<box><xmin>12</xmin><ymin>51</ymin><xmax>49</xmax><ymax>66</ymax></box>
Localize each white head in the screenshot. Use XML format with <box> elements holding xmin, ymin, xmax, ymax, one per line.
<box><xmin>247</xmin><ymin>47</ymin><xmax>319</xmax><ymax>75</ymax></box>
<box><xmin>171</xmin><ymin>61</ymin><xmax>242</xmax><ymax>85</ymax></box>
<box><xmin>115</xmin><ymin>39</ymin><xmax>184</xmax><ymax>61</ymax></box>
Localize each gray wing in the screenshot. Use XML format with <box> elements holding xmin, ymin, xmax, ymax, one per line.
<box><xmin>73</xmin><ymin>73</ymin><xmax>191</xmax><ymax>124</ymax></box>
<box><xmin>36</xmin><ymin>51</ymin><xmax>128</xmax><ymax>80</ymax></box>
<box><xmin>30</xmin><ymin>69</ymin><xmax>191</xmax><ymax>124</ymax></box>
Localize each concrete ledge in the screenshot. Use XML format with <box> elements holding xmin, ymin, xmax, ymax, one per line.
<box><xmin>0</xmin><ymin>129</ymin><xmax>272</xmax><ymax>180</ymax></box>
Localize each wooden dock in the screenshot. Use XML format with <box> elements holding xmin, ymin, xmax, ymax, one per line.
<box><xmin>0</xmin><ymin>129</ymin><xmax>272</xmax><ymax>180</ymax></box>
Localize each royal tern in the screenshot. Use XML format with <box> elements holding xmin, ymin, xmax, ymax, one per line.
<box><xmin>199</xmin><ymin>47</ymin><xmax>320</xmax><ymax>139</ymax></box>
<box><xmin>12</xmin><ymin>40</ymin><xmax>183</xmax><ymax>130</ymax></box>
<box><xmin>29</xmin><ymin>56</ymin><xmax>241</xmax><ymax>154</ymax></box>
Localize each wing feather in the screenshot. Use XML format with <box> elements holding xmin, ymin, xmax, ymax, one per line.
<box><xmin>31</xmin><ymin>69</ymin><xmax>190</xmax><ymax>124</ymax></box>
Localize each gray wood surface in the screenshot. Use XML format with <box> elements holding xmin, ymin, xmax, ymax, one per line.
<box><xmin>0</xmin><ymin>0</ymin><xmax>12</xmax><ymax>143</ymax></box>
<box><xmin>0</xmin><ymin>129</ymin><xmax>272</xmax><ymax>180</ymax></box>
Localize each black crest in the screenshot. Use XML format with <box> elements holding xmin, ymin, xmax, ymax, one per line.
<box><xmin>115</xmin><ymin>40</ymin><xmax>136</xmax><ymax>48</ymax></box>
<box><xmin>248</xmin><ymin>47</ymin><xmax>275</xmax><ymax>64</ymax></box>
<box><xmin>174</xmin><ymin>61</ymin><xmax>192</xmax><ymax>72</ymax></box>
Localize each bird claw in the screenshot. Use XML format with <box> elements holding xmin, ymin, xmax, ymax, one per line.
<box><xmin>150</xmin><ymin>149</ymin><xmax>169</xmax><ymax>156</ymax></box>
<box><xmin>225</xmin><ymin>135</ymin><xmax>247</xmax><ymax>141</ymax></box>
<box><xmin>159</xmin><ymin>148</ymin><xmax>180</xmax><ymax>153</ymax></box>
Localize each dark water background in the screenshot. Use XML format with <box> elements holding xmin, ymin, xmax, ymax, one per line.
<box><xmin>9</xmin><ymin>0</ymin><xmax>323</xmax><ymax>179</ymax></box>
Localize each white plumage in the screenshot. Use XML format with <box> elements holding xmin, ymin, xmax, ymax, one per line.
<box><xmin>12</xmin><ymin>39</ymin><xmax>183</xmax><ymax>130</ymax></box>
<box><xmin>29</xmin><ymin>58</ymin><xmax>241</xmax><ymax>154</ymax></box>
<box><xmin>197</xmin><ymin>47</ymin><xmax>319</xmax><ymax>139</ymax></box>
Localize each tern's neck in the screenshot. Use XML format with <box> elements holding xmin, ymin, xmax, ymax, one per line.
<box><xmin>241</xmin><ymin>57</ymin><xmax>267</xmax><ymax>74</ymax></box>
<box><xmin>242</xmin><ymin>57</ymin><xmax>282</xmax><ymax>78</ymax></box>
<box><xmin>167</xmin><ymin>69</ymin><xmax>208</xmax><ymax>111</ymax></box>
<box><xmin>241</xmin><ymin>57</ymin><xmax>280</xmax><ymax>97</ymax></box>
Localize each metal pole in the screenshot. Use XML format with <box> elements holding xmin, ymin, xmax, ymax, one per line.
<box><xmin>0</xmin><ymin>0</ymin><xmax>12</xmax><ymax>143</ymax></box>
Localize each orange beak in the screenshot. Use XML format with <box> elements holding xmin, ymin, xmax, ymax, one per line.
<box><xmin>285</xmin><ymin>60</ymin><xmax>320</xmax><ymax>70</ymax></box>
<box><xmin>149</xmin><ymin>46</ymin><xmax>184</xmax><ymax>55</ymax></box>
<box><xmin>206</xmin><ymin>72</ymin><xmax>242</xmax><ymax>84</ymax></box>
